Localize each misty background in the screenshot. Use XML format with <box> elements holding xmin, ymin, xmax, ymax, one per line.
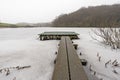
<box><xmin>0</xmin><ymin>0</ymin><xmax>120</xmax><ymax>24</ymax></box>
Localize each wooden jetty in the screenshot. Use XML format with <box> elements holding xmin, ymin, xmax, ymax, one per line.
<box><xmin>38</xmin><ymin>32</ymin><xmax>79</xmax><ymax>40</ymax></box>
<box><xmin>52</xmin><ymin>37</ymin><xmax>88</xmax><ymax>80</ymax></box>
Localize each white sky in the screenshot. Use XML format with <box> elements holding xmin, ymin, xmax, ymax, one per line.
<box><xmin>0</xmin><ymin>0</ymin><xmax>120</xmax><ymax>23</ymax></box>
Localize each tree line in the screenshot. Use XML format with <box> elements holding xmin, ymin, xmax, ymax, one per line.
<box><xmin>52</xmin><ymin>4</ymin><xmax>120</xmax><ymax>27</ymax></box>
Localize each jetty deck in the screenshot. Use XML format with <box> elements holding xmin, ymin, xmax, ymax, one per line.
<box><xmin>52</xmin><ymin>36</ymin><xmax>88</xmax><ymax>80</ymax></box>
<box><xmin>38</xmin><ymin>32</ymin><xmax>79</xmax><ymax>40</ymax></box>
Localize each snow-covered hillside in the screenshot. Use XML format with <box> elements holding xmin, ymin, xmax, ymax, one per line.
<box><xmin>0</xmin><ymin>27</ymin><xmax>120</xmax><ymax>80</ymax></box>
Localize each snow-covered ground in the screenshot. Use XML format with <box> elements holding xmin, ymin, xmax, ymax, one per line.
<box><xmin>0</xmin><ymin>27</ymin><xmax>120</xmax><ymax>80</ymax></box>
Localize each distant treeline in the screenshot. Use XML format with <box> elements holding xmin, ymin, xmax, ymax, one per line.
<box><xmin>52</xmin><ymin>4</ymin><xmax>120</xmax><ymax>27</ymax></box>
<box><xmin>0</xmin><ymin>22</ymin><xmax>52</xmax><ymax>28</ymax></box>
<box><xmin>0</xmin><ymin>23</ymin><xmax>17</xmax><ymax>28</ymax></box>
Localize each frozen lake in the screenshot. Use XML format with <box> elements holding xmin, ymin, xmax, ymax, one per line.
<box><xmin>0</xmin><ymin>27</ymin><xmax>120</xmax><ymax>80</ymax></box>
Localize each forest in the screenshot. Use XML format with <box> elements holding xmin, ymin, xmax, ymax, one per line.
<box><xmin>52</xmin><ymin>4</ymin><xmax>120</xmax><ymax>27</ymax></box>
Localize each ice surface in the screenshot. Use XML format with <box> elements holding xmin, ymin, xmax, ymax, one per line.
<box><xmin>0</xmin><ymin>27</ymin><xmax>120</xmax><ymax>80</ymax></box>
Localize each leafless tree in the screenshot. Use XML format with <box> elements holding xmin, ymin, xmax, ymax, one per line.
<box><xmin>92</xmin><ymin>28</ymin><xmax>120</xmax><ymax>49</ymax></box>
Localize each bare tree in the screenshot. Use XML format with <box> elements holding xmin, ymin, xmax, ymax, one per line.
<box><xmin>91</xmin><ymin>28</ymin><xmax>120</xmax><ymax>49</ymax></box>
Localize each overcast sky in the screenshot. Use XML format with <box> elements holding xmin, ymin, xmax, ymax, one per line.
<box><xmin>0</xmin><ymin>0</ymin><xmax>120</xmax><ymax>23</ymax></box>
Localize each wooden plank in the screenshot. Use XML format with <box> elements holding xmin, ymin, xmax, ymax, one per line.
<box><xmin>66</xmin><ymin>37</ymin><xmax>88</xmax><ymax>80</ymax></box>
<box><xmin>52</xmin><ymin>37</ymin><xmax>69</xmax><ymax>80</ymax></box>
